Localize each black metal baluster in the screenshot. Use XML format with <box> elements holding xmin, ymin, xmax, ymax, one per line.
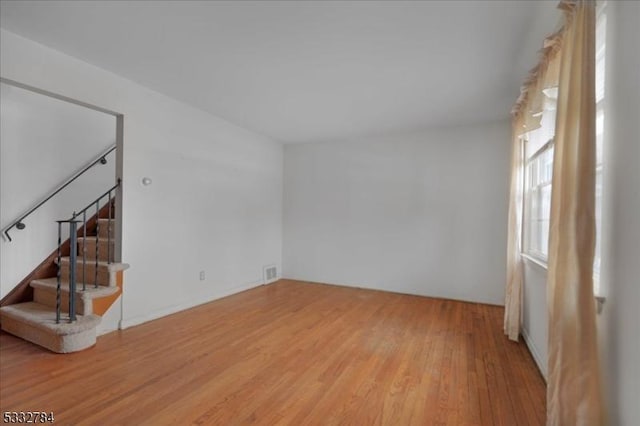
<box><xmin>95</xmin><ymin>200</ymin><xmax>100</xmax><ymax>288</ymax></box>
<box><xmin>82</xmin><ymin>211</ymin><xmax>87</xmax><ymax>291</ymax></box>
<box><xmin>56</xmin><ymin>222</ymin><xmax>62</xmax><ymax>324</ymax></box>
<box><xmin>68</xmin><ymin>221</ymin><xmax>78</xmax><ymax>322</ymax></box>
<box><xmin>107</xmin><ymin>191</ymin><xmax>112</xmax><ymax>264</ymax></box>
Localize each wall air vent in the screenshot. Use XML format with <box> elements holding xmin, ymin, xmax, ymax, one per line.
<box><xmin>263</xmin><ymin>265</ymin><xmax>278</xmax><ymax>284</ymax></box>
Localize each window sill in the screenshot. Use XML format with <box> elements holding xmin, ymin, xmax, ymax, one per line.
<box><xmin>521</xmin><ymin>253</ymin><xmax>548</xmax><ymax>270</ymax></box>
<box><xmin>520</xmin><ymin>253</ymin><xmax>606</xmax><ymax>313</ymax></box>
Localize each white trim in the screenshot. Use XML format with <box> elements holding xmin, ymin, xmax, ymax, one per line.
<box><xmin>521</xmin><ymin>252</ymin><xmax>548</xmax><ymax>270</ymax></box>
<box><xmin>525</xmin><ymin>138</ymin><xmax>554</xmax><ymax>164</ymax></box>
<box><xmin>522</xmin><ymin>252</ymin><xmax>604</xmax><ymax>299</ymax></box>
<box><xmin>118</xmin><ymin>280</ymin><xmax>262</xmax><ymax>329</ymax></box>
<box><xmin>521</xmin><ymin>327</ymin><xmax>547</xmax><ymax>381</ymax></box>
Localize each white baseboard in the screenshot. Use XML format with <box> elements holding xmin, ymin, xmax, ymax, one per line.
<box><xmin>281</xmin><ymin>276</ymin><xmax>504</xmax><ymax>306</ymax></box>
<box><xmin>522</xmin><ymin>326</ymin><xmax>547</xmax><ymax>381</ymax></box>
<box><xmin>118</xmin><ymin>280</ymin><xmax>262</xmax><ymax>330</ymax></box>
<box><xmin>97</xmin><ymin>324</ymin><xmax>120</xmax><ymax>336</ymax></box>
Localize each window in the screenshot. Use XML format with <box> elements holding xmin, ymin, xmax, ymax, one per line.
<box><xmin>521</xmin><ymin>0</ymin><xmax>607</xmax><ymax>291</ymax></box>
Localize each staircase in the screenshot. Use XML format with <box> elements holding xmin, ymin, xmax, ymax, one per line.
<box><xmin>1</xmin><ymin>192</ymin><xmax>129</xmax><ymax>353</ymax></box>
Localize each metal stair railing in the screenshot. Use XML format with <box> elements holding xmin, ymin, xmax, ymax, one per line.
<box><xmin>55</xmin><ymin>178</ymin><xmax>120</xmax><ymax>324</ymax></box>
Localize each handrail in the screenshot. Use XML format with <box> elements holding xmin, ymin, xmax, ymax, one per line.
<box><xmin>3</xmin><ymin>144</ymin><xmax>116</xmax><ymax>241</ymax></box>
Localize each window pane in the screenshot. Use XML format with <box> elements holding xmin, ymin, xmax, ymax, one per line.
<box><xmin>542</xmin><ymin>147</ymin><xmax>554</xmax><ymax>183</ymax></box>
<box><xmin>540</xmin><ymin>184</ymin><xmax>552</xmax><ymax>221</ymax></box>
<box><xmin>596</xmin><ymin>5</ymin><xmax>607</xmax><ymax>103</ymax></box>
<box><xmin>596</xmin><ymin>107</ymin><xmax>604</xmax><ymax>164</ymax></box>
<box><xmin>540</xmin><ymin>218</ymin><xmax>550</xmax><ymax>258</ymax></box>
<box><xmin>594</xmin><ymin>170</ymin><xmax>603</xmax><ymax>264</ymax></box>
<box><xmin>524</xmin><ymin>147</ymin><xmax>553</xmax><ymax>261</ymax></box>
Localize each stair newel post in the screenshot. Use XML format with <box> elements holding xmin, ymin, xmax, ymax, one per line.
<box><xmin>82</xmin><ymin>211</ymin><xmax>87</xmax><ymax>292</ymax></box>
<box><xmin>68</xmin><ymin>220</ymin><xmax>79</xmax><ymax>323</ymax></box>
<box><xmin>56</xmin><ymin>221</ymin><xmax>62</xmax><ymax>324</ymax></box>
<box><xmin>94</xmin><ymin>199</ymin><xmax>100</xmax><ymax>289</ymax></box>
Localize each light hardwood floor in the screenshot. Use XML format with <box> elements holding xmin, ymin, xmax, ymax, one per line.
<box><xmin>0</xmin><ymin>279</ymin><xmax>545</xmax><ymax>425</ymax></box>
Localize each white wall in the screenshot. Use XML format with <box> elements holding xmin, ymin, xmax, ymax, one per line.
<box><xmin>0</xmin><ymin>82</ymin><xmax>116</xmax><ymax>299</ymax></box>
<box><xmin>283</xmin><ymin>122</ymin><xmax>510</xmax><ymax>305</ymax></box>
<box><xmin>0</xmin><ymin>30</ymin><xmax>283</xmax><ymax>332</ymax></box>
<box><xmin>521</xmin><ymin>259</ymin><xmax>548</xmax><ymax>378</ymax></box>
<box><xmin>599</xmin><ymin>2</ymin><xmax>640</xmax><ymax>424</ymax></box>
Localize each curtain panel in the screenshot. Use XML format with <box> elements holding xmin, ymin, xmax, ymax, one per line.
<box><xmin>503</xmin><ymin>117</ymin><xmax>524</xmax><ymax>341</ymax></box>
<box><xmin>546</xmin><ymin>1</ymin><xmax>605</xmax><ymax>424</ymax></box>
<box><xmin>508</xmin><ymin>0</ymin><xmax>605</xmax><ymax>424</ymax></box>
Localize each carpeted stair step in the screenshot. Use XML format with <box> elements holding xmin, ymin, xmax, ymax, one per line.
<box><xmin>30</xmin><ymin>278</ymin><xmax>120</xmax><ymax>316</ymax></box>
<box><xmin>77</xmin><ymin>237</ymin><xmax>115</xmax><ymax>262</ymax></box>
<box><xmin>96</xmin><ymin>218</ymin><xmax>115</xmax><ymax>239</ymax></box>
<box><xmin>0</xmin><ymin>302</ymin><xmax>101</xmax><ymax>353</ymax></box>
<box><xmin>56</xmin><ymin>257</ymin><xmax>129</xmax><ymax>287</ymax></box>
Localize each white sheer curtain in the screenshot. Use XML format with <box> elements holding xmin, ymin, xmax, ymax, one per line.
<box><xmin>505</xmin><ymin>35</ymin><xmax>561</xmax><ymax>341</ymax></box>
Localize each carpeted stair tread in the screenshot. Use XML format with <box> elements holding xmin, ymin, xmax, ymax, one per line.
<box><xmin>96</xmin><ymin>219</ymin><xmax>115</xmax><ymax>238</ymax></box>
<box><xmin>31</xmin><ymin>278</ymin><xmax>119</xmax><ymax>298</ymax></box>
<box><xmin>77</xmin><ymin>236</ymin><xmax>115</xmax><ymax>242</ymax></box>
<box><xmin>55</xmin><ymin>257</ymin><xmax>129</xmax><ymax>272</ymax></box>
<box><xmin>0</xmin><ymin>302</ymin><xmax>100</xmax><ymax>336</ymax></box>
<box><xmin>77</xmin><ymin>237</ymin><xmax>115</xmax><ymax>244</ymax></box>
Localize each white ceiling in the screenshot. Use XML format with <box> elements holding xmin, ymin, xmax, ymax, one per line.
<box><xmin>0</xmin><ymin>1</ymin><xmax>558</xmax><ymax>144</ymax></box>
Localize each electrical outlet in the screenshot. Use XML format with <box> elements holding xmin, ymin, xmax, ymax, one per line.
<box><xmin>199</xmin><ymin>271</ymin><xmax>205</xmax><ymax>281</ymax></box>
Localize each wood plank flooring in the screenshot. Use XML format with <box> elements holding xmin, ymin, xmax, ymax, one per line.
<box><xmin>0</xmin><ymin>279</ymin><xmax>545</xmax><ymax>425</ymax></box>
